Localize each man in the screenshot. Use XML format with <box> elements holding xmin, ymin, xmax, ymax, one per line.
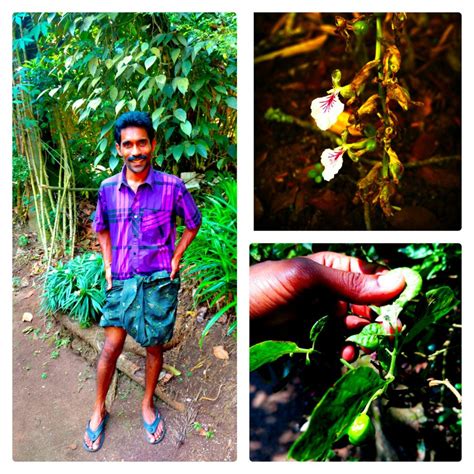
<box><xmin>83</xmin><ymin>111</ymin><xmax>201</xmax><ymax>452</ymax></box>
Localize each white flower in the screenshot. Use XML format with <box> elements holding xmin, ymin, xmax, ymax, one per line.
<box><xmin>321</xmin><ymin>147</ymin><xmax>345</xmax><ymax>181</ymax></box>
<box><xmin>311</xmin><ymin>92</ymin><xmax>344</xmax><ymax>130</ymax></box>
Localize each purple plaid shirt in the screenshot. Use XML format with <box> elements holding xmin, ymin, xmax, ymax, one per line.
<box><xmin>93</xmin><ymin>165</ymin><xmax>201</xmax><ymax>280</ymax></box>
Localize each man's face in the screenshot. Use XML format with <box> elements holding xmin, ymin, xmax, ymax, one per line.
<box><xmin>116</xmin><ymin>126</ymin><xmax>156</xmax><ymax>175</ymax></box>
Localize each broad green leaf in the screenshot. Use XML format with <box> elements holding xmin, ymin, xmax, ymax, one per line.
<box><xmin>155</xmin><ymin>74</ymin><xmax>167</xmax><ymax>90</ymax></box>
<box><xmin>347</xmin><ymin>323</ymin><xmax>386</xmax><ymax>350</ymax></box>
<box><xmin>139</xmin><ymin>87</ymin><xmax>153</xmax><ymax>109</ymax></box>
<box><xmin>196</xmin><ymin>143</ymin><xmax>208</xmax><ymax>158</ymax></box>
<box><xmin>141</xmin><ymin>42</ymin><xmax>149</xmax><ymax>52</ymax></box>
<box><xmin>105</xmin><ymin>59</ymin><xmax>114</xmax><ymax>69</ymax></box>
<box><xmin>403</xmin><ymin>286</ymin><xmax>458</xmax><ymax>346</ymax></box>
<box><xmin>128</xmin><ymin>99</ymin><xmax>137</xmax><ymax>111</ymax></box>
<box><xmin>88</xmin><ymin>57</ymin><xmax>99</xmax><ymax>76</ymax></box>
<box><xmin>250</xmin><ymin>341</ymin><xmax>301</xmax><ymax>372</ymax></box>
<box><xmin>109</xmin><ymin>86</ymin><xmax>118</xmax><ymax>101</ymax></box>
<box><xmin>115</xmin><ymin>99</ymin><xmax>126</xmax><ymax>116</ymax></box>
<box><xmin>88</xmin><ymin>98</ymin><xmax>102</xmax><ymax>110</ymax></box>
<box><xmin>172</xmin><ymin>144</ymin><xmax>184</xmax><ymax>161</ymax></box>
<box><xmin>310</xmin><ymin>315</ymin><xmax>328</xmax><ymax>343</ymax></box>
<box><xmin>171</xmin><ymin>48</ymin><xmax>180</xmax><ymax>64</ymax></box>
<box><xmin>72</xmin><ymin>98</ymin><xmax>85</xmax><ymax>111</ymax></box>
<box><xmin>182</xmin><ymin>59</ymin><xmax>192</xmax><ymax>77</ymax></box>
<box><xmin>152</xmin><ymin>107</ymin><xmax>165</xmax><ymax>123</ymax></box>
<box><xmin>190</xmin><ymin>96</ymin><xmax>198</xmax><ymax>110</ymax></box>
<box><xmin>100</xmin><ymin>121</ymin><xmax>114</xmax><ymax>139</ymax></box>
<box><xmin>78</xmin><ymin>77</ymin><xmax>88</xmax><ymax>92</ymax></box>
<box><xmin>138</xmin><ymin>76</ymin><xmax>150</xmax><ymax>93</ymax></box>
<box><xmin>174</xmin><ymin>108</ymin><xmax>187</xmax><ymax>123</ymax></box>
<box><xmin>226</xmin><ymin>96</ymin><xmax>237</xmax><ymax>109</ymax></box>
<box><xmin>184</xmin><ymin>142</ymin><xmax>196</xmax><ymax>157</ymax></box>
<box><xmin>144</xmin><ymin>55</ymin><xmax>157</xmax><ymax>70</ymax></box>
<box><xmin>289</xmin><ymin>367</ymin><xmax>385</xmax><ymax>461</ymax></box>
<box><xmin>215</xmin><ymin>85</ymin><xmax>227</xmax><ymax>95</ymax></box>
<box><xmin>180</xmin><ymin>120</ymin><xmax>192</xmax><ymax>137</ymax></box>
<box><xmin>109</xmin><ymin>155</ymin><xmax>120</xmax><ymax>171</ymax></box>
<box><xmin>97</xmin><ymin>138</ymin><xmax>108</xmax><ymax>152</ymax></box>
<box><xmin>172</xmin><ymin>77</ymin><xmax>189</xmax><ymax>95</ymax></box>
<box><xmin>191</xmin><ymin>78</ymin><xmax>205</xmax><ymax>93</ymax></box>
<box><xmin>227</xmin><ymin>143</ymin><xmax>237</xmax><ymax>159</ymax></box>
<box><xmin>165</xmin><ymin>127</ymin><xmax>175</xmax><ymax>141</ymax></box>
<box><xmin>94</xmin><ymin>153</ymin><xmax>104</xmax><ymax>167</ymax></box>
<box><xmin>177</xmin><ymin>34</ymin><xmax>187</xmax><ymax>47</ymax></box>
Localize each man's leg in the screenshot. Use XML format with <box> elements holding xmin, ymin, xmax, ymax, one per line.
<box><xmin>142</xmin><ymin>344</ymin><xmax>165</xmax><ymax>443</ymax></box>
<box><xmin>84</xmin><ymin>326</ymin><xmax>127</xmax><ymax>450</ymax></box>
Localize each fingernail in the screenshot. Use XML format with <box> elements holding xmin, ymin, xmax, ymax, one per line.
<box><xmin>377</xmin><ymin>269</ymin><xmax>403</xmax><ymax>288</ymax></box>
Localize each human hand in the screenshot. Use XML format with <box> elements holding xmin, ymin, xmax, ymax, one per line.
<box><xmin>105</xmin><ymin>265</ymin><xmax>112</xmax><ymax>290</ymax></box>
<box><xmin>170</xmin><ymin>256</ymin><xmax>180</xmax><ymax>280</ymax></box>
<box><xmin>250</xmin><ymin>251</ymin><xmax>405</xmax><ymax>319</ymax></box>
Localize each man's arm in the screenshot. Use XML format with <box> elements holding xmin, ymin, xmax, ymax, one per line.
<box><xmin>170</xmin><ymin>224</ymin><xmax>201</xmax><ymax>279</ymax></box>
<box><xmin>97</xmin><ymin>229</ymin><xmax>113</xmax><ymax>290</ymax></box>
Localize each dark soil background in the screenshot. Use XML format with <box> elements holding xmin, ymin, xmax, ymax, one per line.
<box><xmin>254</xmin><ymin>13</ymin><xmax>461</xmax><ymax>230</ymax></box>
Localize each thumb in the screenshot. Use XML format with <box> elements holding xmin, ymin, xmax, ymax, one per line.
<box><xmin>317</xmin><ymin>266</ymin><xmax>406</xmax><ymax>306</ymax></box>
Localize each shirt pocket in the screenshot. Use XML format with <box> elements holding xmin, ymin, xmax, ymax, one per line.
<box><xmin>141</xmin><ymin>210</ymin><xmax>172</xmax><ymax>246</ymax></box>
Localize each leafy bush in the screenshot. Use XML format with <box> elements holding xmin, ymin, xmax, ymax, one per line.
<box><xmin>180</xmin><ymin>176</ymin><xmax>237</xmax><ymax>345</ymax></box>
<box><xmin>42</xmin><ymin>252</ymin><xmax>106</xmax><ymax>327</ymax></box>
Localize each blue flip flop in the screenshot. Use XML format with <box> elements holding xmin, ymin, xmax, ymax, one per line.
<box><xmin>83</xmin><ymin>411</ymin><xmax>110</xmax><ymax>452</ymax></box>
<box><xmin>143</xmin><ymin>408</ymin><xmax>166</xmax><ymax>445</ymax></box>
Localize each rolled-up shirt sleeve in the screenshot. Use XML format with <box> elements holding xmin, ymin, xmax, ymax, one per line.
<box><xmin>92</xmin><ymin>186</ymin><xmax>109</xmax><ymax>232</ymax></box>
<box><xmin>175</xmin><ymin>180</ymin><xmax>201</xmax><ymax>229</ymax></box>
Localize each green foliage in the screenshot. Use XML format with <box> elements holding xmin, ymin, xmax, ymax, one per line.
<box><xmin>250</xmin><ymin>243</ymin><xmax>313</xmax><ymax>264</ymax></box>
<box><xmin>250</xmin><ymin>341</ymin><xmax>302</xmax><ymax>372</ymax></box>
<box><xmin>398</xmin><ymin>243</ymin><xmax>461</xmax><ymax>280</ymax></box>
<box><xmin>13</xmin><ymin>12</ymin><xmax>237</xmax><ymax>181</ymax></box>
<box><xmin>41</xmin><ymin>252</ymin><xmax>106</xmax><ymax>327</ymax></box>
<box><xmin>17</xmin><ymin>234</ymin><xmax>29</xmax><ymax>247</ymax></box>
<box><xmin>179</xmin><ymin>176</ymin><xmax>237</xmax><ymax>345</ymax></box>
<box><xmin>288</xmin><ymin>367</ymin><xmax>385</xmax><ymax>461</ymax></box>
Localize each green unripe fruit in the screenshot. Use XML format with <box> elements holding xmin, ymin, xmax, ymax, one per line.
<box><xmin>353</xmin><ymin>20</ymin><xmax>369</xmax><ymax>37</ymax></box>
<box><xmin>365</xmin><ymin>138</ymin><xmax>377</xmax><ymax>152</ymax></box>
<box><xmin>348</xmin><ymin>413</ymin><xmax>374</xmax><ymax>445</ymax></box>
<box><xmin>315</xmin><ymin>176</ymin><xmax>322</xmax><ymax>184</ymax></box>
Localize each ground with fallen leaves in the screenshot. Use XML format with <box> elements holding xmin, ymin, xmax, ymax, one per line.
<box><xmin>12</xmin><ymin>225</ymin><xmax>236</xmax><ymax>461</ymax></box>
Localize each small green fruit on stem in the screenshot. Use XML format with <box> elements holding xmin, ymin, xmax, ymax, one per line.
<box><xmin>347</xmin><ymin>412</ymin><xmax>374</xmax><ymax>445</ymax></box>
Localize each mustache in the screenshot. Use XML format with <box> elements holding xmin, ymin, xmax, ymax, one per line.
<box><xmin>127</xmin><ymin>154</ymin><xmax>148</xmax><ymax>162</ymax></box>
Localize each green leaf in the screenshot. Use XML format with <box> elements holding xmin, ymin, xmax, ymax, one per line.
<box><xmin>141</xmin><ymin>42</ymin><xmax>149</xmax><ymax>52</ymax></box>
<box><xmin>109</xmin><ymin>155</ymin><xmax>120</xmax><ymax>171</ymax></box>
<box><xmin>88</xmin><ymin>98</ymin><xmax>102</xmax><ymax>110</ymax></box>
<box><xmin>171</xmin><ymin>48</ymin><xmax>180</xmax><ymax>64</ymax></box>
<box><xmin>191</xmin><ymin>78</ymin><xmax>205</xmax><ymax>93</ymax></box>
<box><xmin>190</xmin><ymin>96</ymin><xmax>198</xmax><ymax>110</ymax></box>
<box><xmin>115</xmin><ymin>99</ymin><xmax>126</xmax><ymax>116</ymax></box>
<box><xmin>109</xmin><ymin>86</ymin><xmax>118</xmax><ymax>101</ymax></box>
<box><xmin>100</xmin><ymin>120</ymin><xmax>114</xmax><ymax>139</ymax></box>
<box><xmin>347</xmin><ymin>323</ymin><xmax>386</xmax><ymax>350</ymax></box>
<box><xmin>289</xmin><ymin>367</ymin><xmax>385</xmax><ymax>461</ymax></box>
<box><xmin>215</xmin><ymin>85</ymin><xmax>227</xmax><ymax>95</ymax></box>
<box><xmin>155</xmin><ymin>74</ymin><xmax>167</xmax><ymax>90</ymax></box>
<box><xmin>309</xmin><ymin>316</ymin><xmax>328</xmax><ymax>343</ymax></box>
<box><xmin>250</xmin><ymin>341</ymin><xmax>300</xmax><ymax>371</ymax></box>
<box><xmin>180</xmin><ymin>120</ymin><xmax>192</xmax><ymax>136</ymax></box>
<box><xmin>226</xmin><ymin>96</ymin><xmax>237</xmax><ymax>109</ymax></box>
<box><xmin>165</xmin><ymin>127</ymin><xmax>175</xmax><ymax>141</ymax></box>
<box><xmin>174</xmin><ymin>108</ymin><xmax>187</xmax><ymax>123</ymax></box>
<box><xmin>144</xmin><ymin>56</ymin><xmax>157</xmax><ymax>70</ymax></box>
<box><xmin>97</xmin><ymin>138</ymin><xmax>108</xmax><ymax>152</ymax></box>
<box><xmin>172</xmin><ymin>77</ymin><xmax>189</xmax><ymax>95</ymax></box>
<box><xmin>172</xmin><ymin>144</ymin><xmax>184</xmax><ymax>161</ymax></box>
<box><xmin>403</xmin><ymin>286</ymin><xmax>458</xmax><ymax>346</ymax></box>
<box><xmin>182</xmin><ymin>59</ymin><xmax>192</xmax><ymax>77</ymax></box>
<box><xmin>88</xmin><ymin>57</ymin><xmax>99</xmax><ymax>76</ymax></box>
<box><xmin>152</xmin><ymin>107</ymin><xmax>165</xmax><ymax>123</ymax></box>
<box><xmin>177</xmin><ymin>34</ymin><xmax>188</xmax><ymax>47</ymax></box>
<box><xmin>128</xmin><ymin>99</ymin><xmax>137</xmax><ymax>111</ymax></box>
<box><xmin>184</xmin><ymin>142</ymin><xmax>196</xmax><ymax>157</ymax></box>
<box><xmin>72</xmin><ymin>98</ymin><xmax>85</xmax><ymax>111</ymax></box>
<box><xmin>196</xmin><ymin>143</ymin><xmax>208</xmax><ymax>158</ymax></box>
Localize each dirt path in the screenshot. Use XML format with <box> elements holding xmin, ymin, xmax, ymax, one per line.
<box><xmin>12</xmin><ymin>241</ymin><xmax>236</xmax><ymax>462</ymax></box>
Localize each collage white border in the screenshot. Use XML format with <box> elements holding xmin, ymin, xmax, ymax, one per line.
<box><xmin>1</xmin><ymin>0</ymin><xmax>473</xmax><ymax>471</ymax></box>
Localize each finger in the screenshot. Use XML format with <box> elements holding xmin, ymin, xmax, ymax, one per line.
<box><xmin>344</xmin><ymin>315</ymin><xmax>371</xmax><ymax>331</ymax></box>
<box><xmin>107</xmin><ymin>276</ymin><xmax>112</xmax><ymax>290</ymax></box>
<box><xmin>350</xmin><ymin>304</ymin><xmax>373</xmax><ymax>320</ymax></box>
<box><xmin>305</xmin><ymin>252</ymin><xmax>381</xmax><ymax>275</ymax></box>
<box><xmin>316</xmin><ymin>265</ymin><xmax>406</xmax><ymax>306</ymax></box>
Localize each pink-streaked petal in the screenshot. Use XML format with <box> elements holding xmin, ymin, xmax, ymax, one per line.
<box><xmin>310</xmin><ymin>93</ymin><xmax>344</xmax><ymax>130</ymax></box>
<box><xmin>321</xmin><ymin>147</ymin><xmax>344</xmax><ymax>181</ymax></box>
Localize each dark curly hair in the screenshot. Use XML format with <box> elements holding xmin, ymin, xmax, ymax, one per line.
<box><xmin>114</xmin><ymin>111</ymin><xmax>155</xmax><ymax>144</ymax></box>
